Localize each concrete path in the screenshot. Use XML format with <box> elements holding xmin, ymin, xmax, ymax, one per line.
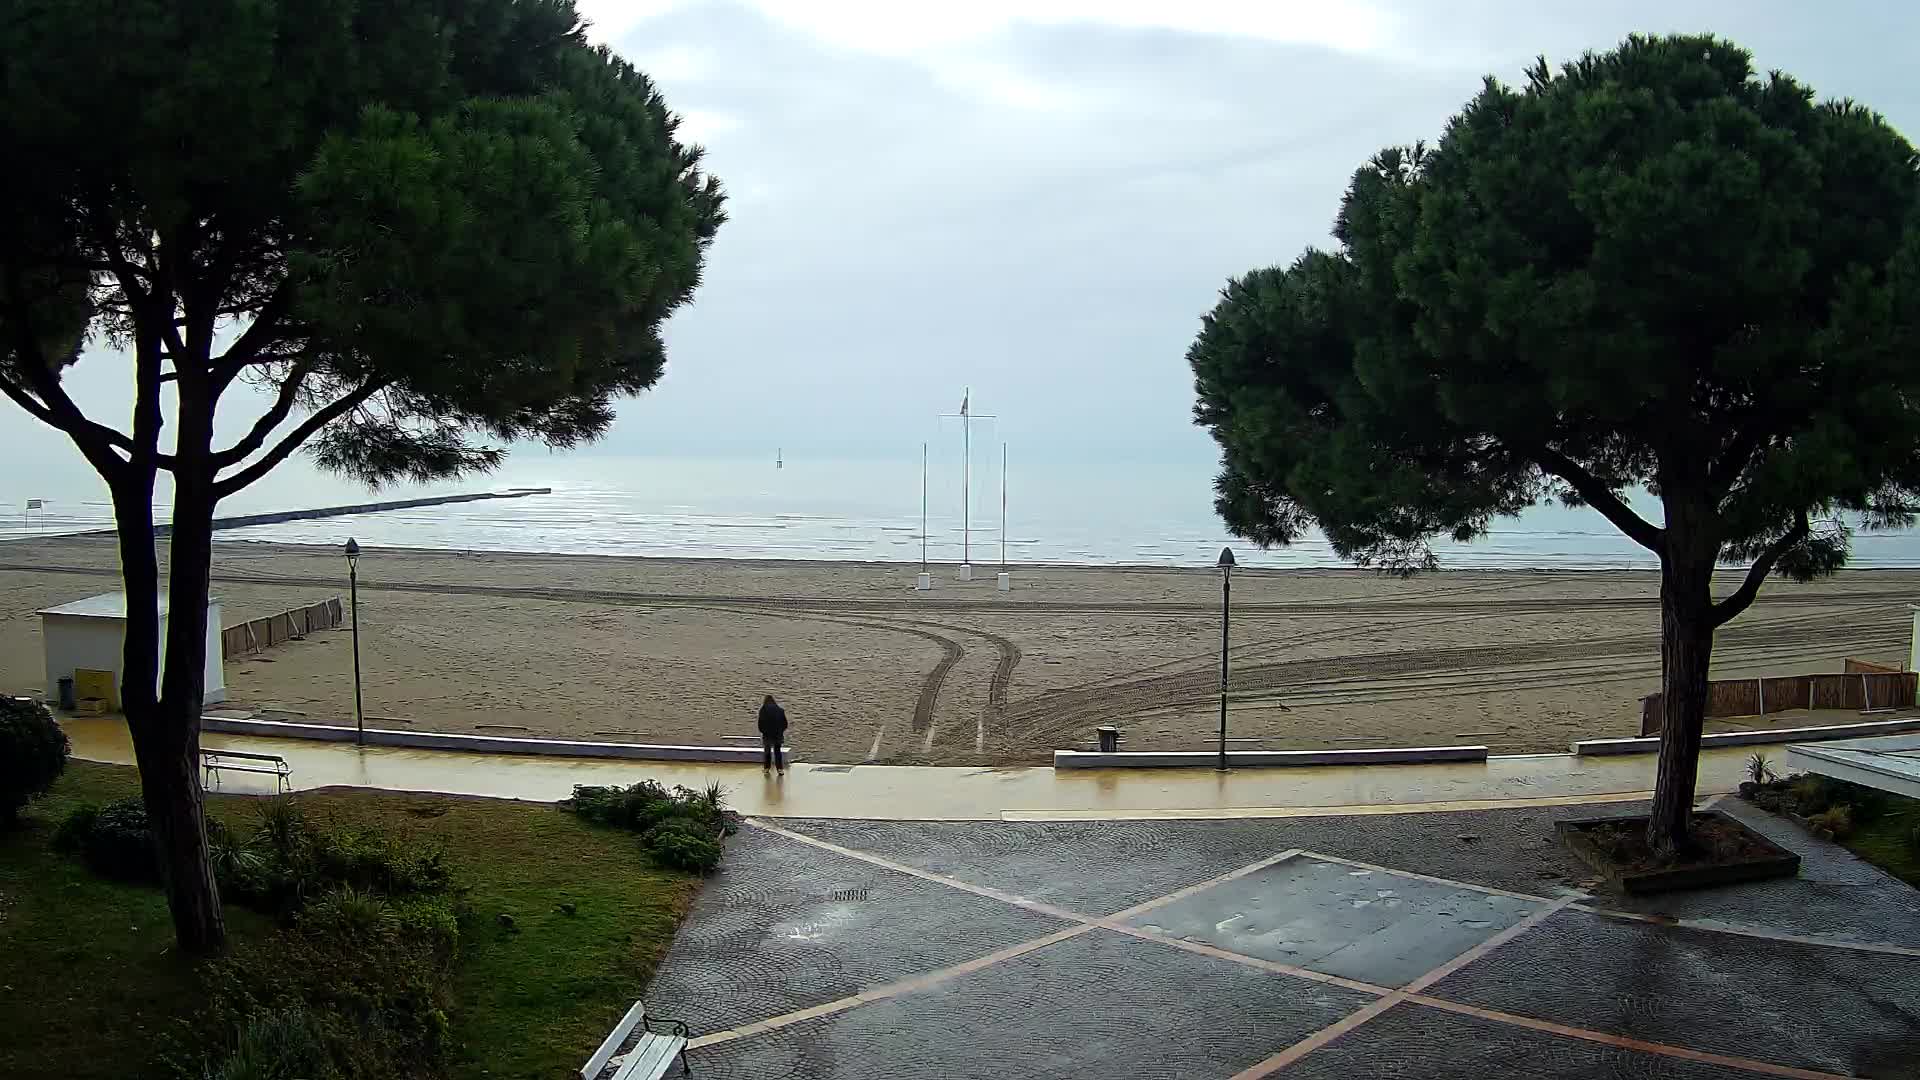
<box><xmin>650</xmin><ymin>799</ymin><xmax>1920</xmax><ymax>1078</ymax></box>
<box><xmin>64</xmin><ymin>714</ymin><xmax>1763</xmax><ymax>820</ymax></box>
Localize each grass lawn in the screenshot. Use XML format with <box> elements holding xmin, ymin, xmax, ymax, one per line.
<box><xmin>0</xmin><ymin>761</ymin><xmax>700</xmax><ymax>1080</ymax></box>
<box><xmin>1844</xmin><ymin>803</ymin><xmax>1920</xmax><ymax>887</ymax></box>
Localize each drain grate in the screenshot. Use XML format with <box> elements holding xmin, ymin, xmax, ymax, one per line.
<box><xmin>828</xmin><ymin>888</ymin><xmax>871</xmax><ymax>902</ymax></box>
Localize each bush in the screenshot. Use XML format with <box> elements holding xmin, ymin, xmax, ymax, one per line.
<box><xmin>55</xmin><ymin>802</ymin><xmax>101</xmax><ymax>854</ymax></box>
<box><xmin>563</xmin><ymin>781</ymin><xmax>732</xmax><ymax>872</ymax></box>
<box><xmin>201</xmin><ymin>1008</ymin><xmax>334</xmax><ymax>1080</ymax></box>
<box><xmin>1789</xmin><ymin>775</ymin><xmax>1834</xmax><ymax>815</ymax></box>
<box><xmin>642</xmin><ymin>818</ymin><xmax>723</xmax><ymax>874</ymax></box>
<box><xmin>83</xmin><ymin>797</ymin><xmax>161</xmax><ymax>882</ymax></box>
<box><xmin>175</xmin><ymin>912</ymin><xmax>455</xmax><ymax>1080</ymax></box>
<box><xmin>1808</xmin><ymin>804</ymin><xmax>1855</xmax><ymax>840</ymax></box>
<box><xmin>216</xmin><ymin>799</ymin><xmax>453</xmax><ymax>918</ymax></box>
<box><xmin>0</xmin><ymin>697</ymin><xmax>69</xmax><ymax>825</ymax></box>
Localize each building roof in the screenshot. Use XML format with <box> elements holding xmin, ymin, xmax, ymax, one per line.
<box><xmin>36</xmin><ymin>592</ymin><xmax>221</xmax><ymax>620</ymax></box>
<box><xmin>1786</xmin><ymin>733</ymin><xmax>1920</xmax><ymax>800</ymax></box>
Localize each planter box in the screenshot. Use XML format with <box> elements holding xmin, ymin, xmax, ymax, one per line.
<box><xmin>1556</xmin><ymin>811</ymin><xmax>1801</xmax><ymax>894</ymax></box>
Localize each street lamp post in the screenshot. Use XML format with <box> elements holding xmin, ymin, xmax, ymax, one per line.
<box><xmin>1217</xmin><ymin>546</ymin><xmax>1235</xmax><ymax>771</ymax></box>
<box><xmin>345</xmin><ymin>538</ymin><xmax>365</xmax><ymax>747</ymax></box>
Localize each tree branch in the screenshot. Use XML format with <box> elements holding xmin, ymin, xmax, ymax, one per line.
<box><xmin>1708</xmin><ymin>428</ymin><xmax>1766</xmax><ymax>497</ymax></box>
<box><xmin>1711</xmin><ymin>514</ymin><xmax>1810</xmax><ymax>627</ymax></box>
<box><xmin>1527</xmin><ymin>444</ymin><xmax>1664</xmax><ymax>552</ymax></box>
<box><xmin>210</xmin><ymin>284</ymin><xmax>293</xmax><ymax>393</ymax></box>
<box><xmin>213</xmin><ymin>377</ymin><xmax>390</xmax><ymax>498</ymax></box>
<box><xmin>211</xmin><ymin>361</ymin><xmax>313</xmax><ymax>467</ymax></box>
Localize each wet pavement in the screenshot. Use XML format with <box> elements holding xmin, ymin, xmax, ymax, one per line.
<box><xmin>649</xmin><ymin>799</ymin><xmax>1920</xmax><ymax>1079</ymax></box>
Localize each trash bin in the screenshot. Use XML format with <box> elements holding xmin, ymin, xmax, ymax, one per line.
<box><xmin>1096</xmin><ymin>725</ymin><xmax>1120</xmax><ymax>753</ymax></box>
<box><xmin>57</xmin><ymin>676</ymin><xmax>76</xmax><ymax>712</ymax></box>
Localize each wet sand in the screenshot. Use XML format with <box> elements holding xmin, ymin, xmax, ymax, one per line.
<box><xmin>3</xmin><ymin>535</ymin><xmax>1915</xmax><ymax>764</ymax></box>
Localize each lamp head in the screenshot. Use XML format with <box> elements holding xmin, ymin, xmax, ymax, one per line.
<box><xmin>1217</xmin><ymin>546</ymin><xmax>1235</xmax><ymax>571</ymax></box>
<box><xmin>344</xmin><ymin>537</ymin><xmax>360</xmax><ymax>564</ymax></box>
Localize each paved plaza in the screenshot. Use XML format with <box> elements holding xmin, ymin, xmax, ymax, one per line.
<box><xmin>648</xmin><ymin>799</ymin><xmax>1920</xmax><ymax>1078</ymax></box>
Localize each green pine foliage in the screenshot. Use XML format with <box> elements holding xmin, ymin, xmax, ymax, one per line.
<box><xmin>1189</xmin><ymin>33</ymin><xmax>1920</xmax><ymax>846</ymax></box>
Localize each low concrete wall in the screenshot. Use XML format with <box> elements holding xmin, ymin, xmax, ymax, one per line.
<box><xmin>201</xmin><ymin>716</ymin><xmax>784</xmax><ymax>764</ymax></box>
<box><xmin>1053</xmin><ymin>745</ymin><xmax>1488</xmax><ymax>769</ymax></box>
<box><xmin>1574</xmin><ymin>715</ymin><xmax>1920</xmax><ymax>756</ymax></box>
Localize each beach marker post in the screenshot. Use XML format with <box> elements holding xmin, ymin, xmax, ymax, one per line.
<box><xmin>1216</xmin><ymin>546</ymin><xmax>1235</xmax><ymax>771</ymax></box>
<box><xmin>942</xmin><ymin>388</ymin><xmax>994</xmax><ymax>582</ymax></box>
<box><xmin>916</xmin><ymin>442</ymin><xmax>932</xmax><ymax>591</ymax></box>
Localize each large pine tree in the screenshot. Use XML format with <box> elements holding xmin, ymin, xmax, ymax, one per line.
<box><xmin>0</xmin><ymin>0</ymin><xmax>724</xmax><ymax>951</ymax></box>
<box><xmin>1190</xmin><ymin>34</ymin><xmax>1920</xmax><ymax>852</ymax></box>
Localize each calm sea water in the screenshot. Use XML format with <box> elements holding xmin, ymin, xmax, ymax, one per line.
<box><xmin>8</xmin><ymin>453</ymin><xmax>1920</xmax><ymax>569</ymax></box>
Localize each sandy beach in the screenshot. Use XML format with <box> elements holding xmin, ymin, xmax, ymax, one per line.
<box><xmin>3</xmin><ymin>535</ymin><xmax>1916</xmax><ymax>764</ymax></box>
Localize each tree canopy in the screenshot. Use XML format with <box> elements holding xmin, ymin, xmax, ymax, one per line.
<box><xmin>1194</xmin><ymin>35</ymin><xmax>1920</xmax><ymax>589</ymax></box>
<box><xmin>0</xmin><ymin>0</ymin><xmax>725</xmax><ymax>491</ymax></box>
<box><xmin>1190</xmin><ymin>33</ymin><xmax>1920</xmax><ymax>850</ymax></box>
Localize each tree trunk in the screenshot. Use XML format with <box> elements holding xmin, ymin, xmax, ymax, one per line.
<box><xmin>151</xmin><ymin>394</ymin><xmax>228</xmax><ymax>954</ymax></box>
<box><xmin>1646</xmin><ymin>517</ymin><xmax>1717</xmax><ymax>856</ymax></box>
<box><xmin>127</xmin><ymin>704</ymin><xmax>224</xmax><ymax>951</ymax></box>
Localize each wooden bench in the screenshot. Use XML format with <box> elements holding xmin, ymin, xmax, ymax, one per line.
<box><xmin>200</xmin><ymin>749</ymin><xmax>292</xmax><ymax>794</ymax></box>
<box><xmin>581</xmin><ymin>1001</ymin><xmax>690</xmax><ymax>1080</ymax></box>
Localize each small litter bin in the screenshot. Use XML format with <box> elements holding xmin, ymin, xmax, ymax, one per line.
<box><xmin>57</xmin><ymin>676</ymin><xmax>76</xmax><ymax>711</ymax></box>
<box><xmin>1096</xmin><ymin>725</ymin><xmax>1120</xmax><ymax>753</ymax></box>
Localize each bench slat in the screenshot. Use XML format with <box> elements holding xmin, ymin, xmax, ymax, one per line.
<box><xmin>612</xmin><ymin>1035</ymin><xmax>684</xmax><ymax>1080</ymax></box>
<box><xmin>581</xmin><ymin>1001</ymin><xmax>647</xmax><ymax>1080</ymax></box>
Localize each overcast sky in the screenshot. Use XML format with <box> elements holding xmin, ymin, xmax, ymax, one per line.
<box><xmin>11</xmin><ymin>1</ymin><xmax>1920</xmax><ymax>497</ymax></box>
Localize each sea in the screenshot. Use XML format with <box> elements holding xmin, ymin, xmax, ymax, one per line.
<box><xmin>8</xmin><ymin>453</ymin><xmax>1920</xmax><ymax>570</ymax></box>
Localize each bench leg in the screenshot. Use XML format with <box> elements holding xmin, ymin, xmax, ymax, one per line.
<box><xmin>681</xmin><ymin>1045</ymin><xmax>691</xmax><ymax>1075</ymax></box>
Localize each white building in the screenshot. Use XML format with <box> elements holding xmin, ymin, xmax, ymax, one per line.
<box><xmin>38</xmin><ymin>591</ymin><xmax>226</xmax><ymax>709</ymax></box>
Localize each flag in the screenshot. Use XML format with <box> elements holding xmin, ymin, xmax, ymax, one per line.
<box><xmin>25</xmin><ymin>499</ymin><xmax>42</xmax><ymax>509</ymax></box>
<box><xmin>959</xmin><ymin>390</ymin><xmax>968</xmax><ymax>417</ymax></box>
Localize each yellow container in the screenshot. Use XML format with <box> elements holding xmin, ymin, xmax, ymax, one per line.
<box><xmin>73</xmin><ymin>668</ymin><xmax>118</xmax><ymax>711</ymax></box>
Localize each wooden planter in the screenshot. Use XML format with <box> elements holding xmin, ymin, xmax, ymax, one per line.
<box><xmin>1556</xmin><ymin>810</ymin><xmax>1801</xmax><ymax>894</ymax></box>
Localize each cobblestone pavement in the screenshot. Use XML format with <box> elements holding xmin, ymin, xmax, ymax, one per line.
<box><xmin>644</xmin><ymin>799</ymin><xmax>1920</xmax><ymax>1079</ymax></box>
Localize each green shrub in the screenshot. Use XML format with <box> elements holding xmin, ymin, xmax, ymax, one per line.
<box><xmin>84</xmin><ymin>797</ymin><xmax>161</xmax><ymax>882</ymax></box>
<box><xmin>55</xmin><ymin>802</ymin><xmax>101</xmax><ymax>853</ymax></box>
<box><xmin>200</xmin><ymin>1008</ymin><xmax>334</xmax><ymax>1080</ymax></box>
<box><xmin>176</xmin><ymin>899</ymin><xmax>457</xmax><ymax>1080</ymax></box>
<box><xmin>642</xmin><ymin>818</ymin><xmax>723</xmax><ymax>874</ymax></box>
<box><xmin>1789</xmin><ymin>775</ymin><xmax>1834</xmax><ymax>815</ymax></box>
<box><xmin>564</xmin><ymin>780</ymin><xmax>732</xmax><ymax>873</ymax></box>
<box><xmin>1808</xmin><ymin>804</ymin><xmax>1855</xmax><ymax>839</ymax></box>
<box><xmin>0</xmin><ymin>697</ymin><xmax>69</xmax><ymax>825</ymax></box>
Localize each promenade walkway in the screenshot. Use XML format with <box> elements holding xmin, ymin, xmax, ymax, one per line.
<box><xmin>65</xmin><ymin>715</ymin><xmax>1759</xmax><ymax>820</ymax></box>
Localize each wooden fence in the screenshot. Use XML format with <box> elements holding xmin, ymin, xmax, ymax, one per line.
<box><xmin>1639</xmin><ymin>664</ymin><xmax>1917</xmax><ymax>735</ymax></box>
<box><xmin>222</xmin><ymin>597</ymin><xmax>344</xmax><ymax>660</ymax></box>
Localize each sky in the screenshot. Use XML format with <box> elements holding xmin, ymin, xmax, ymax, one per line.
<box><xmin>8</xmin><ymin>0</ymin><xmax>1920</xmax><ymax>502</ymax></box>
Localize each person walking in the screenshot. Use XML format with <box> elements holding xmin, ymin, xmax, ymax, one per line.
<box><xmin>758</xmin><ymin>694</ymin><xmax>789</xmax><ymax>773</ymax></box>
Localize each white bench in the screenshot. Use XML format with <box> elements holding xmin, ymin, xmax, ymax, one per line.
<box><xmin>581</xmin><ymin>1001</ymin><xmax>690</xmax><ymax>1080</ymax></box>
<box><xmin>200</xmin><ymin>749</ymin><xmax>292</xmax><ymax>794</ymax></box>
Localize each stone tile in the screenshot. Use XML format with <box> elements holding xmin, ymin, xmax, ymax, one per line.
<box><xmin>645</xmin><ymin>827</ymin><xmax>1072</xmax><ymax>1036</ymax></box>
<box><xmin>1288</xmin><ymin>1001</ymin><xmax>1760</xmax><ymax>1079</ymax></box>
<box><xmin>1429</xmin><ymin>907</ymin><xmax>1920</xmax><ymax>1077</ymax></box>
<box><xmin>686</xmin><ymin>927</ymin><xmax>1377</xmax><ymax>1079</ymax></box>
<box><xmin>1125</xmin><ymin>855</ymin><xmax>1541</xmax><ymax>987</ymax></box>
<box><xmin>1601</xmin><ymin>799</ymin><xmax>1920</xmax><ymax>949</ymax></box>
<box><xmin>775</xmin><ymin>816</ymin><xmax>1301</xmax><ymax>914</ymax></box>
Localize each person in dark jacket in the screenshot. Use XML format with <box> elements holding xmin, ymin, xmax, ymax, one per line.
<box><xmin>757</xmin><ymin>695</ymin><xmax>788</xmax><ymax>773</ymax></box>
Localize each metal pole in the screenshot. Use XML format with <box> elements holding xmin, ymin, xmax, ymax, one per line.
<box><xmin>1000</xmin><ymin>442</ymin><xmax>1007</xmax><ymax>569</ymax></box>
<box><xmin>1218</xmin><ymin>566</ymin><xmax>1231</xmax><ymax>771</ymax></box>
<box><xmin>350</xmin><ymin>562</ymin><xmax>365</xmax><ymax>746</ymax></box>
<box><xmin>921</xmin><ymin>442</ymin><xmax>928</xmax><ymax>572</ymax></box>
<box><xmin>962</xmin><ymin>401</ymin><xmax>970</xmax><ymax>568</ymax></box>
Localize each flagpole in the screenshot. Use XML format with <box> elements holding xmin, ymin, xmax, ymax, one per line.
<box><xmin>962</xmin><ymin>387</ymin><xmax>970</xmax><ymax>569</ymax></box>
<box><xmin>921</xmin><ymin>442</ymin><xmax>928</xmax><ymax>572</ymax></box>
<box><xmin>1000</xmin><ymin>442</ymin><xmax>1007</xmax><ymax>569</ymax></box>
